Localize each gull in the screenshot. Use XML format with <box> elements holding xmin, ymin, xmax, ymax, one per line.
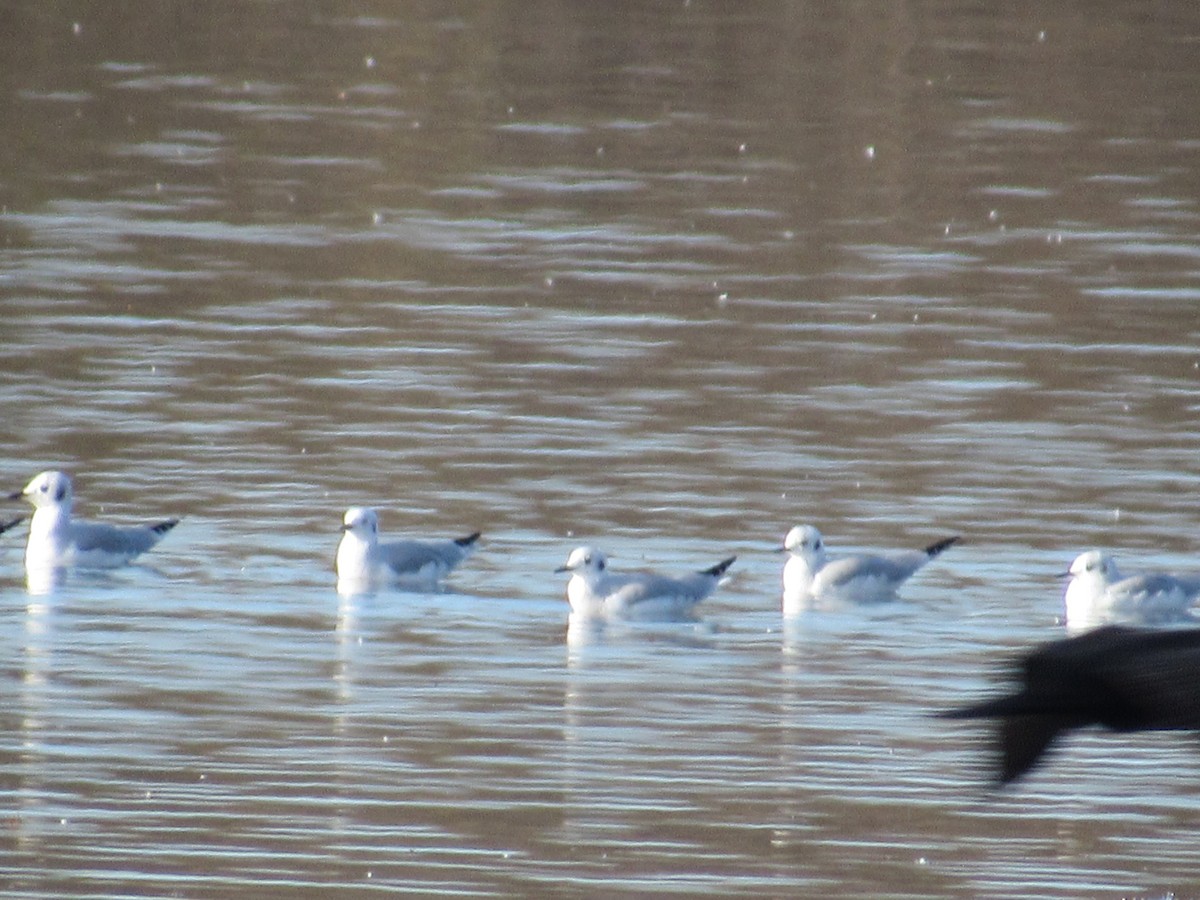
<box><xmin>940</xmin><ymin>625</ymin><xmax>1200</xmax><ymax>785</ymax></box>
<box><xmin>9</xmin><ymin>470</ymin><xmax>178</xmax><ymax>570</ymax></box>
<box><xmin>335</xmin><ymin>506</ymin><xmax>480</xmax><ymax>590</ymax></box>
<box><xmin>781</xmin><ymin>524</ymin><xmax>959</xmax><ymax>612</ymax></box>
<box><xmin>555</xmin><ymin>546</ymin><xmax>735</xmax><ymax>620</ymax></box>
<box><xmin>1063</xmin><ymin>550</ymin><xmax>1200</xmax><ymax>631</ymax></box>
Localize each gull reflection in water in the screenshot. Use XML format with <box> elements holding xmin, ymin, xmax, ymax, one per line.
<box><xmin>13</xmin><ymin>595</ymin><xmax>56</xmax><ymax>854</ymax></box>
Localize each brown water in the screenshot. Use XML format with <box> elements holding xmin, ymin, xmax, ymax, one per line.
<box><xmin>3</xmin><ymin>2</ymin><xmax>1200</xmax><ymax>897</ymax></box>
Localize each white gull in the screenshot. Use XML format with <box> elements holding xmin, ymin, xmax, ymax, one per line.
<box><xmin>781</xmin><ymin>524</ymin><xmax>958</xmax><ymax>613</ymax></box>
<box><xmin>556</xmin><ymin>546</ymin><xmax>735</xmax><ymax>620</ymax></box>
<box><xmin>335</xmin><ymin>506</ymin><xmax>480</xmax><ymax>591</ymax></box>
<box><xmin>1063</xmin><ymin>549</ymin><xmax>1200</xmax><ymax>632</ymax></box>
<box><xmin>10</xmin><ymin>470</ymin><xmax>178</xmax><ymax>570</ymax></box>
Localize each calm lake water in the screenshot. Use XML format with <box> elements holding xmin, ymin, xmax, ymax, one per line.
<box><xmin>3</xmin><ymin>2</ymin><xmax>1200</xmax><ymax>897</ymax></box>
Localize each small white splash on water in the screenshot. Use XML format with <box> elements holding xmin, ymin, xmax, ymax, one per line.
<box><xmin>864</xmin><ymin>145</ymin><xmax>876</xmax><ymax>160</ymax></box>
<box><xmin>372</xmin><ymin>211</ymin><xmax>383</xmax><ymax>226</ymax></box>
<box><xmin>364</xmin><ymin>55</ymin><xmax>376</xmax><ymax>69</ymax></box>
<box><xmin>1112</xmin><ymin>508</ymin><xmax>1121</xmax><ymax>521</ymax></box>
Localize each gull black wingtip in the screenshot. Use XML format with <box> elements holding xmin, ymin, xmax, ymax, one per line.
<box><xmin>701</xmin><ymin>556</ymin><xmax>737</xmax><ymax>578</ymax></box>
<box><xmin>6</xmin><ymin>490</ymin><xmax>24</xmax><ymax>502</ymax></box>
<box><xmin>150</xmin><ymin>519</ymin><xmax>180</xmax><ymax>536</ymax></box>
<box><xmin>0</xmin><ymin>514</ymin><xmax>24</xmax><ymax>534</ymax></box>
<box><xmin>455</xmin><ymin>531</ymin><xmax>482</xmax><ymax>548</ymax></box>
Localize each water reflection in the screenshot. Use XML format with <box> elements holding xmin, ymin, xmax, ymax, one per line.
<box><xmin>565</xmin><ymin>611</ymin><xmax>719</xmax><ymax>658</ymax></box>
<box><xmin>23</xmin><ymin>564</ymin><xmax>64</xmax><ymax>597</ymax></box>
<box><xmin>13</xmin><ymin>598</ymin><xmax>55</xmax><ymax>855</ymax></box>
<box><xmin>333</xmin><ymin>590</ymin><xmax>361</xmax><ymax>701</ymax></box>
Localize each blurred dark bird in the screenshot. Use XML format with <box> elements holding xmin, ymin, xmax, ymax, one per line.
<box><xmin>940</xmin><ymin>625</ymin><xmax>1200</xmax><ymax>784</ymax></box>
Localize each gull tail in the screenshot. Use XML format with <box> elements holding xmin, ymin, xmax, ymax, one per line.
<box><xmin>455</xmin><ymin>532</ymin><xmax>482</xmax><ymax>549</ymax></box>
<box><xmin>701</xmin><ymin>556</ymin><xmax>737</xmax><ymax>578</ymax></box>
<box><xmin>150</xmin><ymin>519</ymin><xmax>180</xmax><ymax>537</ymax></box>
<box><xmin>924</xmin><ymin>535</ymin><xmax>960</xmax><ymax>559</ymax></box>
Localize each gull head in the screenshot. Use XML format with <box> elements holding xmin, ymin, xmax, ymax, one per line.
<box><xmin>555</xmin><ymin>546</ymin><xmax>608</xmax><ymax>578</ymax></box>
<box><xmin>12</xmin><ymin>470</ymin><xmax>74</xmax><ymax>511</ymax></box>
<box><xmin>782</xmin><ymin>524</ymin><xmax>824</xmax><ymax>559</ymax></box>
<box><xmin>340</xmin><ymin>506</ymin><xmax>380</xmax><ymax>542</ymax></box>
<box><xmin>1065</xmin><ymin>550</ymin><xmax>1119</xmax><ymax>584</ymax></box>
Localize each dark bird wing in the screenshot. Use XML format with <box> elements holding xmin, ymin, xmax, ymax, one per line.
<box><xmin>940</xmin><ymin>625</ymin><xmax>1200</xmax><ymax>784</ymax></box>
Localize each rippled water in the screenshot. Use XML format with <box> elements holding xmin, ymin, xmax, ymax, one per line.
<box><xmin>3</xmin><ymin>3</ymin><xmax>1200</xmax><ymax>897</ymax></box>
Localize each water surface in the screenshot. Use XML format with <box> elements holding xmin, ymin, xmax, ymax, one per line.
<box><xmin>3</xmin><ymin>3</ymin><xmax>1200</xmax><ymax>897</ymax></box>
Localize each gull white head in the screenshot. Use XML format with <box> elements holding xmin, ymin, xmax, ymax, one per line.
<box><xmin>783</xmin><ymin>524</ymin><xmax>825</xmax><ymax>563</ymax></box>
<box><xmin>1066</xmin><ymin>550</ymin><xmax>1120</xmax><ymax>586</ymax></box>
<box><xmin>556</xmin><ymin>546</ymin><xmax>608</xmax><ymax>582</ymax></box>
<box><xmin>340</xmin><ymin>506</ymin><xmax>380</xmax><ymax>545</ymax></box>
<box><xmin>13</xmin><ymin>470</ymin><xmax>75</xmax><ymax>512</ymax></box>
